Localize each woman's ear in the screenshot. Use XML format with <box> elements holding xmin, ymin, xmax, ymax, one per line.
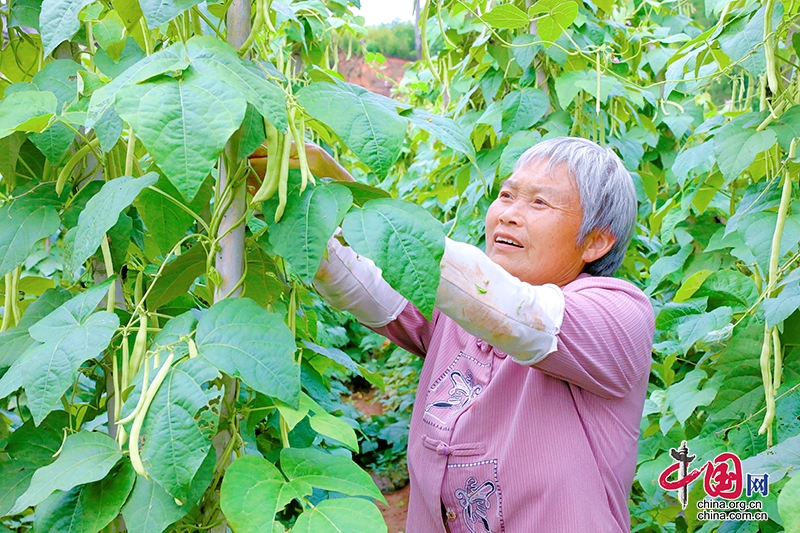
<box><xmin>581</xmin><ymin>229</ymin><xmax>616</xmax><ymax>264</ymax></box>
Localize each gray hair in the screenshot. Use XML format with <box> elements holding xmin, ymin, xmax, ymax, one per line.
<box><xmin>513</xmin><ymin>137</ymin><xmax>637</xmax><ymax>277</ymax></box>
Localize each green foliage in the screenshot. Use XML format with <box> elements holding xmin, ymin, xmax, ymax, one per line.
<box><xmin>3</xmin><ymin>0</ymin><xmax>800</xmax><ymax>530</ymax></box>
<box><xmin>343</xmin><ymin>21</ymin><xmax>418</xmax><ymax>60</ymax></box>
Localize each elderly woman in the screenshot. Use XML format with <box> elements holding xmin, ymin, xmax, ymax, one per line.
<box><xmin>256</xmin><ymin>136</ymin><xmax>654</xmax><ymax>532</ymax></box>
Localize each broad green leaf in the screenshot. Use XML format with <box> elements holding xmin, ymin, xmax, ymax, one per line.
<box><xmin>240</xmin><ymin>104</ymin><xmax>267</xmax><ymax>157</ymax></box>
<box><xmin>694</xmin><ymin>270</ymin><xmax>758</xmax><ymax>313</ymax></box>
<box><xmin>713</xmin><ymin>126</ymin><xmax>776</xmax><ymax>183</ymax></box>
<box><xmin>302</xmin><ymin>341</ymin><xmax>383</xmax><ymax>388</ymax></box>
<box><xmin>763</xmin><ymin>281</ymin><xmax>800</xmax><ymax>328</ymax></box>
<box><xmin>86</xmin><ymin>42</ymin><xmax>189</xmax><ymax>130</ymax></box>
<box><xmin>292</xmin><ymin>498</ymin><xmax>387</xmax><ymax>533</ymax></box>
<box><xmin>0</xmin><ymin>198</ymin><xmax>60</xmax><ymax>278</ymax></box>
<box><xmin>674</xmin><ymin>270</ymin><xmax>713</xmax><ymax>302</ymax></box>
<box><xmin>220</xmin><ymin>455</ymin><xmax>308</xmax><ymax>533</ymax></box>
<box><xmin>121</xmin><ymin>449</ymin><xmax>215</xmax><ymax>533</ymax></box>
<box><xmin>740</xmin><ymin>434</ymin><xmax>800</xmax><ymax>481</ymax></box>
<box><xmin>705</xmin><ymin>366</ymin><xmax>765</xmax><ymax>430</ymax></box>
<box><xmin>779</xmin><ymin>473</ymin><xmax>800</xmax><ymax>533</ymax></box>
<box><xmin>30</xmin><ymin>280</ymin><xmax>113</xmax><ymax>339</ymax></box>
<box><xmin>93</xmin><ymin>106</ymin><xmax>124</xmax><ymax>153</ymax></box>
<box><xmin>266</xmin><ymin>177</ymin><xmax>352</xmax><ymax>284</ymax></box>
<box><xmin>528</xmin><ymin>0</ymin><xmax>578</xmax><ymax>44</ymax></box>
<box><xmin>0</xmin><ymin>37</ymin><xmax>39</xmax><ymax>84</ymax></box>
<box><xmin>9</xmin><ymin>0</ymin><xmax>42</xmax><ymax>29</ymax></box>
<box><xmin>4</xmin><ymin>412</ymin><xmax>68</xmax><ymax>468</ymax></box>
<box><xmin>280</xmin><ymin>447</ymin><xmax>384</xmax><ymax>502</ymax></box>
<box><xmin>718</xmin><ymin>4</ymin><xmax>782</xmax><ymax>78</ymax></box>
<box><xmin>672</xmin><ymin>145</ymin><xmax>715</xmax><ymax>187</ymax></box>
<box><xmin>150</xmin><ymin>310</ymin><xmax>197</xmax><ymax>358</ymax></box>
<box><xmin>120</xmin><ymin>478</ymin><xmax>186</xmax><ymax>533</ymax></box>
<box><xmin>29</xmin><ymin>122</ymin><xmax>75</xmax><ymax>163</ymax></box>
<box><xmin>0</xmin><ymin>289</ymin><xmax>72</xmax><ymax>368</ymax></box>
<box><xmin>94</xmin><ymin>11</ymin><xmax>126</xmax><ymax>61</ymax></box>
<box><xmin>115</xmin><ymin>70</ymin><xmax>246</xmax><ymax>202</ymax></box>
<box><xmin>0</xmin><ymin>90</ymin><xmax>58</xmax><ymax>139</ymax></box>
<box><xmin>309</xmin><ymin>412</ymin><xmax>358</xmax><ymax>451</ymax></box>
<box><xmin>0</xmin><ymin>281</ymin><xmax>115</xmax><ymax>413</ymax></box>
<box><xmin>499</xmin><ymin>130</ymin><xmax>541</xmax><ymax>178</ymax></box>
<box><xmin>0</xmin><ymin>311</ymin><xmax>118</xmax><ymax>424</ymax></box>
<box><xmin>655</xmin><ymin>298</ymin><xmax>707</xmax><ymax>332</ymax></box>
<box><xmin>341</xmin><ymin>198</ymin><xmax>445</xmax><ymax>319</ymax></box>
<box><xmin>31</xmin><ymin>60</ymin><xmax>81</xmax><ymax>109</ymax></box>
<box><xmin>122</xmin><ymin>357</ymin><xmax>220</xmax><ymax>502</ymax></box>
<box><xmin>740</xmin><ymin>211</ymin><xmax>800</xmax><ymax>275</ymax></box>
<box><xmin>512</xmin><ymin>34</ymin><xmax>543</xmax><ymax>70</ymax></box>
<box><xmin>244</xmin><ymin>244</ymin><xmax>288</xmax><ymax>308</ymax></box>
<box><xmin>107</xmin><ymin>212</ymin><xmax>133</xmax><ymax>267</ymax></box>
<box><xmin>135</xmin><ymin>175</ymin><xmax>211</xmax><ymax>255</ymax></box>
<box><xmin>501</xmin><ymin>87</ymin><xmax>549</xmax><ymax>136</ymax></box>
<box><xmin>0</xmin><ymin>132</ymin><xmax>26</xmax><ymax>180</ymax></box>
<box><xmin>777</xmin><ymin>387</ymin><xmax>800</xmax><ymax>442</ymax></box>
<box><xmin>196</xmin><ymin>298</ymin><xmax>300</xmax><ymax>406</ymax></box>
<box><xmin>296</xmin><ymin>78</ymin><xmax>407</xmax><ymax>178</ymax></box>
<box><xmin>34</xmin><ymin>462</ymin><xmax>135</xmax><ymax>533</ymax></box>
<box><xmin>38</xmin><ymin>0</ymin><xmax>94</xmax><ymax>56</ymax></box>
<box><xmin>186</xmin><ymin>37</ymin><xmax>288</xmax><ymax>133</ymax></box>
<box><xmin>114</xmin><ymin>0</ymin><xmax>143</xmax><ymax>31</ymax></box>
<box><xmin>274</xmin><ymin>395</ymin><xmax>311</xmax><ymax>431</ymax></box>
<box><xmin>69</xmin><ymin>173</ymin><xmax>157</xmax><ymax>271</ymax></box>
<box><xmin>593</xmin><ymin>0</ymin><xmax>614</xmax><ymax>12</ymax></box>
<box><xmin>336</xmin><ymin>181</ymin><xmax>391</xmax><ymax>206</ymax></box>
<box><xmin>770</xmin><ymin>105</ymin><xmax>800</xmax><ymax>152</ymax></box>
<box><xmin>403</xmin><ymin>109</ymin><xmax>476</xmax><ymax>160</ymax></box>
<box><xmin>713</xmin><ymin>315</ymin><xmax>764</xmax><ymax>375</ymax></box>
<box><xmin>95</xmin><ymin>38</ymin><xmax>146</xmax><ymax>80</ymax></box>
<box><xmin>147</xmin><ymin>244</ymin><xmax>207</xmax><ymax>309</ymax></box>
<box><xmin>482</xmin><ymin>4</ymin><xmax>529</xmax><ymax>29</ymax></box>
<box><xmin>553</xmin><ymin>71</ymin><xmax>588</xmax><ymax>109</ymax></box>
<box><xmin>140</xmin><ymin>0</ymin><xmax>203</xmax><ymax>28</ymax></box>
<box><xmin>676</xmin><ymin>306</ymin><xmax>732</xmax><ymax>354</ymax></box>
<box><xmin>10</xmin><ymin>431</ymin><xmax>122</xmax><ymax>514</ymax></box>
<box><xmin>665</xmin><ymin>369</ymin><xmax>721</xmax><ymax>425</ymax></box>
<box><xmin>0</xmin><ymin>460</ymin><xmax>39</xmax><ymax>516</ymax></box>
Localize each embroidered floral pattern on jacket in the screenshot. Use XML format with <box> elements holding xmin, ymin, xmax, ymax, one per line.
<box><xmin>455</xmin><ymin>476</ymin><xmax>497</xmax><ymax>533</ymax></box>
<box><xmin>425</xmin><ymin>369</ymin><xmax>483</xmax><ymax>411</ymax></box>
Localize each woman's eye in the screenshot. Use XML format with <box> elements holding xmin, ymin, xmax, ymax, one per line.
<box><xmin>533</xmin><ymin>198</ymin><xmax>547</xmax><ymax>206</ymax></box>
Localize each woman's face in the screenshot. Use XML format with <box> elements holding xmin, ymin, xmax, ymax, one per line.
<box><xmin>485</xmin><ymin>160</ymin><xmax>613</xmax><ymax>287</ymax></box>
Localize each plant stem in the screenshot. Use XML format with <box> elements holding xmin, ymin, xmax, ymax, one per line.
<box><xmin>125</xmin><ymin>126</ymin><xmax>136</xmax><ymax>177</ymax></box>
<box><xmin>100</xmin><ymin>236</ymin><xmax>115</xmax><ymax>314</ymax></box>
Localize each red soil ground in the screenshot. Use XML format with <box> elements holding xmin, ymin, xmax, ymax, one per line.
<box><xmin>349</xmin><ymin>391</ymin><xmax>410</xmax><ymax>533</ymax></box>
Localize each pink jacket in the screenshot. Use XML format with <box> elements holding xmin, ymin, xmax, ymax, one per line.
<box><xmin>373</xmin><ymin>274</ymin><xmax>654</xmax><ymax>533</ymax></box>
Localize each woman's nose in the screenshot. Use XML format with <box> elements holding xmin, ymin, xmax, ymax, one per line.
<box><xmin>498</xmin><ymin>204</ymin><xmax>520</xmax><ymax>226</ymax></box>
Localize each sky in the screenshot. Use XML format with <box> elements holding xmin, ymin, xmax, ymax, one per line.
<box><xmin>352</xmin><ymin>0</ymin><xmax>414</xmax><ymax>25</ymax></box>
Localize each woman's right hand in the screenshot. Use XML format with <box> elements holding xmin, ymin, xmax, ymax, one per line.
<box><xmin>248</xmin><ymin>140</ymin><xmax>354</xmax><ymax>188</ymax></box>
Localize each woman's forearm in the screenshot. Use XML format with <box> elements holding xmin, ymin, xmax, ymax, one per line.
<box><xmin>435</xmin><ymin>238</ymin><xmax>565</xmax><ymax>364</ymax></box>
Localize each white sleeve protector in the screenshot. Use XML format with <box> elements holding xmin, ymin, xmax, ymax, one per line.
<box><xmin>313</xmin><ymin>235</ymin><xmax>565</xmax><ymax>365</ymax></box>
<box><xmin>435</xmin><ymin>238</ymin><xmax>565</xmax><ymax>365</ymax></box>
<box><xmin>312</xmin><ymin>235</ymin><xmax>408</xmax><ymax>328</ymax></box>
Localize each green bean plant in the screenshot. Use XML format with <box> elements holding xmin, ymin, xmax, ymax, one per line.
<box><xmin>0</xmin><ymin>0</ymin><xmax>474</xmax><ymax>531</ymax></box>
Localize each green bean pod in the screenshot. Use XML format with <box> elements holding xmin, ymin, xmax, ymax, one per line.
<box><xmin>128</xmin><ymin>313</ymin><xmax>148</xmax><ymax>380</ymax></box>
<box><xmin>288</xmin><ymin>110</ymin><xmax>312</xmax><ymax>192</ymax></box>
<box><xmin>252</xmin><ymin>126</ymin><xmax>282</xmax><ymax>203</ymax></box>
<box><xmin>117</xmin><ymin>355</ymin><xmax>151</xmax><ymax>426</ymax></box>
<box><xmin>55</xmin><ymin>139</ymin><xmax>100</xmax><ymax>195</ymax></box>
<box><xmin>274</xmin><ymin>127</ymin><xmax>292</xmax><ymax>222</ymax></box>
<box><xmin>129</xmin><ymin>350</ymin><xmax>175</xmax><ymax>478</ymax></box>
